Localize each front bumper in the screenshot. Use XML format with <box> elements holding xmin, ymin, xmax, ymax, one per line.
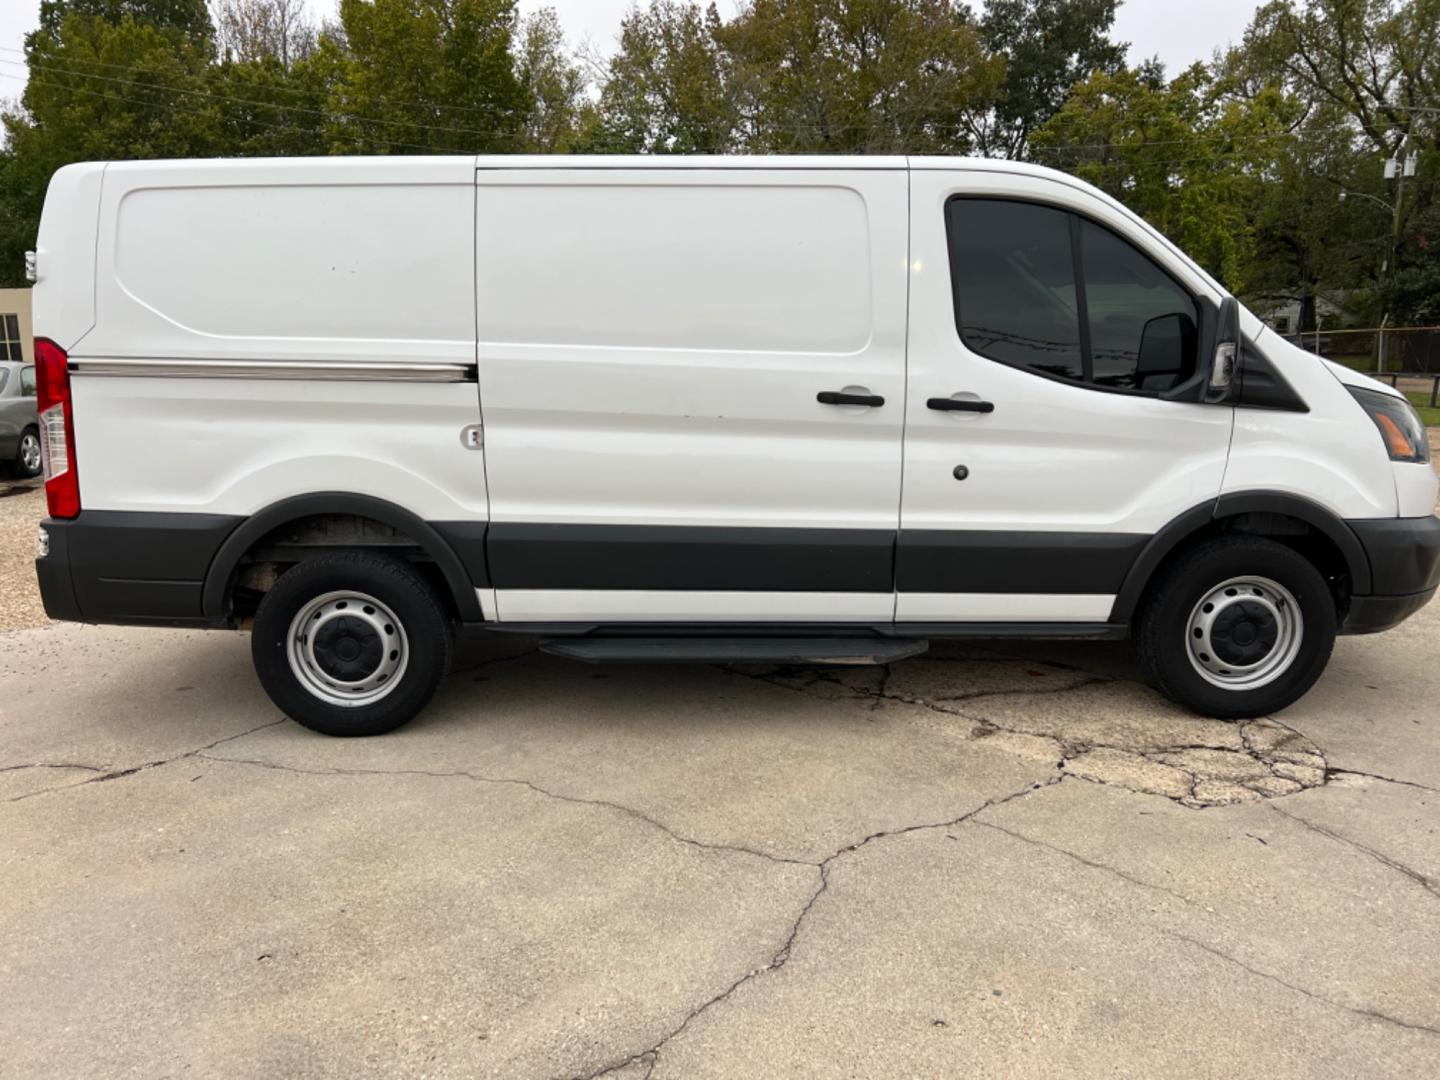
<box><xmin>1341</xmin><ymin>515</ymin><xmax>1440</xmax><ymax>634</ymax></box>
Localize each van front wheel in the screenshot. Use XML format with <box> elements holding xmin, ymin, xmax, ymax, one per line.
<box><xmin>1135</xmin><ymin>536</ymin><xmax>1336</xmax><ymax>719</ymax></box>
<box><xmin>251</xmin><ymin>552</ymin><xmax>452</xmax><ymax>736</ymax></box>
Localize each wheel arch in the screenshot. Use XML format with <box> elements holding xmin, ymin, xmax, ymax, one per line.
<box><xmin>1110</xmin><ymin>491</ymin><xmax>1371</xmax><ymax>625</ymax></box>
<box><xmin>202</xmin><ymin>492</ymin><xmax>486</xmax><ymax>624</ymax></box>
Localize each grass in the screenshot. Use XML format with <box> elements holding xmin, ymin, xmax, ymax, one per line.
<box><xmin>1403</xmin><ymin>391</ymin><xmax>1440</xmax><ymax>428</ymax></box>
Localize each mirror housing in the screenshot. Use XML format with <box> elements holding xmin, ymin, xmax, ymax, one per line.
<box><xmin>1205</xmin><ymin>297</ymin><xmax>1241</xmax><ymax>403</ymax></box>
<box><xmin>1161</xmin><ymin>295</ymin><xmax>1240</xmax><ymax>404</ymax></box>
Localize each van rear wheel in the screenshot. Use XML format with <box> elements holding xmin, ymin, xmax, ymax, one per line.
<box><xmin>1135</xmin><ymin>536</ymin><xmax>1336</xmax><ymax>719</ymax></box>
<box><xmin>252</xmin><ymin>552</ymin><xmax>452</xmax><ymax>736</ymax></box>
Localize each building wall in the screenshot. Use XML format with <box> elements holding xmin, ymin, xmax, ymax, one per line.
<box><xmin>0</xmin><ymin>287</ymin><xmax>34</xmax><ymax>363</ymax></box>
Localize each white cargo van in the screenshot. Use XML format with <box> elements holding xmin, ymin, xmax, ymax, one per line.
<box><xmin>29</xmin><ymin>156</ymin><xmax>1440</xmax><ymax>736</ymax></box>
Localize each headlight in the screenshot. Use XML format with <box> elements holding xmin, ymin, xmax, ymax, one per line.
<box><xmin>1348</xmin><ymin>386</ymin><xmax>1430</xmax><ymax>464</ymax></box>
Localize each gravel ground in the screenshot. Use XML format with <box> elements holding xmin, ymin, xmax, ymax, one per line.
<box><xmin>0</xmin><ymin>479</ymin><xmax>45</xmax><ymax>632</ymax></box>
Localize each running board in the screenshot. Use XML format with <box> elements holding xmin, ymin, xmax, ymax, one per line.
<box><xmin>539</xmin><ymin>637</ymin><xmax>929</xmax><ymax>665</ymax></box>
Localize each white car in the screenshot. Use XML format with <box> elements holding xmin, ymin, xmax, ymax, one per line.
<box><xmin>29</xmin><ymin>156</ymin><xmax>1439</xmax><ymax>736</ymax></box>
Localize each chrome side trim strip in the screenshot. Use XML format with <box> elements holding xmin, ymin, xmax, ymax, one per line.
<box><xmin>69</xmin><ymin>358</ymin><xmax>478</xmax><ymax>383</ymax></box>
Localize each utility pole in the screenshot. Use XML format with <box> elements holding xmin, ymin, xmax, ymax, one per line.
<box><xmin>1379</xmin><ymin>125</ymin><xmax>1415</xmax><ymax>373</ymax></box>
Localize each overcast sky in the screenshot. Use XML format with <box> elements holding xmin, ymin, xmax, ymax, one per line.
<box><xmin>0</xmin><ymin>0</ymin><xmax>1267</xmax><ymax>101</ymax></box>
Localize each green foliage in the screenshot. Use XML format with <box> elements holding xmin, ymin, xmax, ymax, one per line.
<box><xmin>329</xmin><ymin>0</ymin><xmax>528</xmax><ymax>154</ymax></box>
<box><xmin>720</xmin><ymin>0</ymin><xmax>1003</xmax><ymax>154</ymax></box>
<box><xmin>593</xmin><ymin>2</ymin><xmax>737</xmax><ymax>153</ymax></box>
<box><xmin>973</xmin><ymin>0</ymin><xmax>1126</xmax><ymax>158</ymax></box>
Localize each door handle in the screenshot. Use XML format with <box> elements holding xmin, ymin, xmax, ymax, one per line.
<box><xmin>818</xmin><ymin>390</ymin><xmax>885</xmax><ymax>408</ymax></box>
<box><xmin>927</xmin><ymin>397</ymin><xmax>995</xmax><ymax>413</ymax></box>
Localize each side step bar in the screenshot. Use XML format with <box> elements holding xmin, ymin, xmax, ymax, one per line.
<box><xmin>539</xmin><ymin>637</ymin><xmax>929</xmax><ymax>665</ymax></box>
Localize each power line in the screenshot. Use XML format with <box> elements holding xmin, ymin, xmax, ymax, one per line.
<box><xmin>0</xmin><ymin>44</ymin><xmax>537</xmax><ymax>122</ymax></box>
<box><xmin>0</xmin><ymin>56</ymin><xmax>528</xmax><ymax>146</ymax></box>
<box><xmin>0</xmin><ymin>68</ymin><xmax>479</xmax><ymax>155</ymax></box>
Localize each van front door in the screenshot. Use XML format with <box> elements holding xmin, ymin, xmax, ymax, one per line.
<box><xmin>898</xmin><ymin>167</ymin><xmax>1234</xmax><ymax>625</ymax></box>
<box><xmin>474</xmin><ymin>165</ymin><xmax>909</xmax><ymax>624</ymax></box>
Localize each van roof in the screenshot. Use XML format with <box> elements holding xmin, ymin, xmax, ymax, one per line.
<box><xmin>90</xmin><ymin>154</ymin><xmax>1076</xmax><ymax>181</ymax></box>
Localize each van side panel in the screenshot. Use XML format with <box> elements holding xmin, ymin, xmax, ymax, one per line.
<box><xmin>70</xmin><ymin>376</ymin><xmax>486</xmax><ymax>520</ymax></box>
<box><xmin>46</xmin><ymin>159</ymin><xmax>489</xmax><ymax>626</ymax></box>
<box><xmin>1222</xmin><ymin>333</ymin><xmax>1398</xmax><ymax>520</ymax></box>
<box><xmin>71</xmin><ymin>158</ymin><xmax>486</xmax><ymax>523</ymax></box>
<box><xmin>83</xmin><ymin>158</ymin><xmax>475</xmax><ymax>364</ymax></box>
<box><xmin>32</xmin><ymin>162</ymin><xmax>106</xmax><ymax>351</ymax></box>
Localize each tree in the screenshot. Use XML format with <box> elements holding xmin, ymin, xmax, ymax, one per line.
<box><xmin>326</xmin><ymin>0</ymin><xmax>529</xmax><ymax>154</ymax></box>
<box><xmin>594</xmin><ymin>1</ymin><xmax>739</xmax><ymax>153</ymax></box>
<box><xmin>595</xmin><ymin>0</ymin><xmax>1002</xmax><ymax>155</ymax></box>
<box><xmin>212</xmin><ymin>0</ymin><xmax>317</xmax><ymax>65</ymax></box>
<box><xmin>1243</xmin><ymin>0</ymin><xmax>1438</xmax><ymax>322</ymax></box>
<box><xmin>0</xmin><ymin>4</ymin><xmax>220</xmax><ymax>284</ymax></box>
<box><xmin>37</xmin><ymin>0</ymin><xmax>215</xmax><ymax>41</ymax></box>
<box><xmin>970</xmin><ymin>0</ymin><xmax>1127</xmax><ymax>158</ymax></box>
<box><xmin>721</xmin><ymin>0</ymin><xmax>1002</xmax><ymax>154</ymax></box>
<box><xmin>515</xmin><ymin>8</ymin><xmax>596</xmax><ymax>152</ymax></box>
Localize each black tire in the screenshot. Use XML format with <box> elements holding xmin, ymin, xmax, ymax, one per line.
<box><xmin>251</xmin><ymin>552</ymin><xmax>453</xmax><ymax>736</ymax></box>
<box><xmin>13</xmin><ymin>427</ymin><xmax>42</xmax><ymax>479</ymax></box>
<box><xmin>1135</xmin><ymin>535</ymin><xmax>1336</xmax><ymax>719</ymax></box>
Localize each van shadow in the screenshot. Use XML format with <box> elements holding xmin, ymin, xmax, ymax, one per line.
<box><xmin>433</xmin><ymin>632</ymin><xmax>1329</xmax><ymax>811</ymax></box>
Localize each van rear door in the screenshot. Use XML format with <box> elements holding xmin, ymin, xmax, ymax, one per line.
<box><xmin>898</xmin><ymin>165</ymin><xmax>1234</xmax><ymax>626</ymax></box>
<box><xmin>474</xmin><ymin>162</ymin><xmax>908</xmax><ymax>624</ymax></box>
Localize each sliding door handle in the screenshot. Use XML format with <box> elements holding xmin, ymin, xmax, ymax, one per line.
<box><xmin>927</xmin><ymin>396</ymin><xmax>994</xmax><ymax>413</ymax></box>
<box><xmin>818</xmin><ymin>390</ymin><xmax>885</xmax><ymax>408</ymax></box>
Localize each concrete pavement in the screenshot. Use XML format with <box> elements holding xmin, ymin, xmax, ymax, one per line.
<box><xmin>2</xmin><ymin>606</ymin><xmax>1438</xmax><ymax>1077</ymax></box>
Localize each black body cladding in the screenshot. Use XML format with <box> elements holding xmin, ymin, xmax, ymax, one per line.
<box><xmin>33</xmin><ymin>494</ymin><xmax>1439</xmax><ymax>638</ymax></box>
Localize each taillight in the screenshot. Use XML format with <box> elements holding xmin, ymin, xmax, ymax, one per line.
<box><xmin>33</xmin><ymin>337</ymin><xmax>80</xmax><ymax>519</ymax></box>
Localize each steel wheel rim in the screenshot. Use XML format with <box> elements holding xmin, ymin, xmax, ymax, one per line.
<box><xmin>286</xmin><ymin>590</ymin><xmax>409</xmax><ymax>708</ymax></box>
<box><xmin>19</xmin><ymin>432</ymin><xmax>40</xmax><ymax>472</ymax></box>
<box><xmin>1186</xmin><ymin>575</ymin><xmax>1303</xmax><ymax>691</ymax></box>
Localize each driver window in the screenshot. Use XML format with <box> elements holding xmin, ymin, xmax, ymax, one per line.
<box><xmin>947</xmin><ymin>197</ymin><xmax>1199</xmax><ymax>395</ymax></box>
<box><xmin>1079</xmin><ymin>220</ymin><xmax>1198</xmax><ymax>392</ymax></box>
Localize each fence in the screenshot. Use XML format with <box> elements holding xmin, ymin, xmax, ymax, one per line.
<box><xmin>1283</xmin><ymin>326</ymin><xmax>1440</xmax><ymax>374</ymax></box>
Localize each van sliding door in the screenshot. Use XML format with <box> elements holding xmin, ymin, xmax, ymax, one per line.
<box><xmin>474</xmin><ymin>165</ymin><xmax>909</xmax><ymax>624</ymax></box>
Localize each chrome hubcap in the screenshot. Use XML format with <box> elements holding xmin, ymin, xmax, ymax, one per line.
<box><xmin>286</xmin><ymin>591</ymin><xmax>408</xmax><ymax>707</ymax></box>
<box><xmin>1186</xmin><ymin>576</ymin><xmax>1303</xmax><ymax>691</ymax></box>
<box><xmin>19</xmin><ymin>433</ymin><xmax>40</xmax><ymax>472</ymax></box>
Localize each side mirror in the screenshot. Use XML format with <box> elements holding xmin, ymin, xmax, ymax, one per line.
<box><xmin>1206</xmin><ymin>296</ymin><xmax>1240</xmax><ymax>403</ymax></box>
<box><xmin>1161</xmin><ymin>295</ymin><xmax>1240</xmax><ymax>403</ymax></box>
<box><xmin>1136</xmin><ymin>312</ymin><xmax>1197</xmax><ymax>392</ymax></box>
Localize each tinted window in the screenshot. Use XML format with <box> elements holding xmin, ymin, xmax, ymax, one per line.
<box><xmin>1080</xmin><ymin>220</ymin><xmax>1198</xmax><ymax>391</ymax></box>
<box><xmin>947</xmin><ymin>199</ymin><xmax>1083</xmax><ymax>382</ymax></box>
<box><xmin>947</xmin><ymin>199</ymin><xmax>1199</xmax><ymax>395</ymax></box>
<box><xmin>20</xmin><ymin>366</ymin><xmax>35</xmax><ymax>396</ymax></box>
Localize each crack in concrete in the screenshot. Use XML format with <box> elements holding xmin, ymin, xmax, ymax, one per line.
<box><xmin>1267</xmin><ymin>803</ymin><xmax>1439</xmax><ymax>900</ymax></box>
<box><xmin>564</xmin><ymin>776</ymin><xmax>1061</xmax><ymax>1080</ymax></box>
<box><xmin>1326</xmin><ymin>767</ymin><xmax>1440</xmax><ymax>794</ymax></box>
<box><xmin>965</xmin><ymin>816</ymin><xmax>1202</xmax><ymax>910</ymax></box>
<box><xmin>722</xmin><ymin>663</ymin><xmax>1331</xmax><ymax>810</ymax></box>
<box><xmin>0</xmin><ymin>762</ymin><xmax>107</xmax><ymax>774</ymax></box>
<box><xmin>196</xmin><ymin>753</ymin><xmax>815</xmax><ymax>869</ymax></box>
<box><xmin>4</xmin><ymin>720</ymin><xmax>287</xmax><ymax>803</ymax></box>
<box><xmin>1162</xmin><ymin>930</ymin><xmax>1440</xmax><ymax>1038</ymax></box>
